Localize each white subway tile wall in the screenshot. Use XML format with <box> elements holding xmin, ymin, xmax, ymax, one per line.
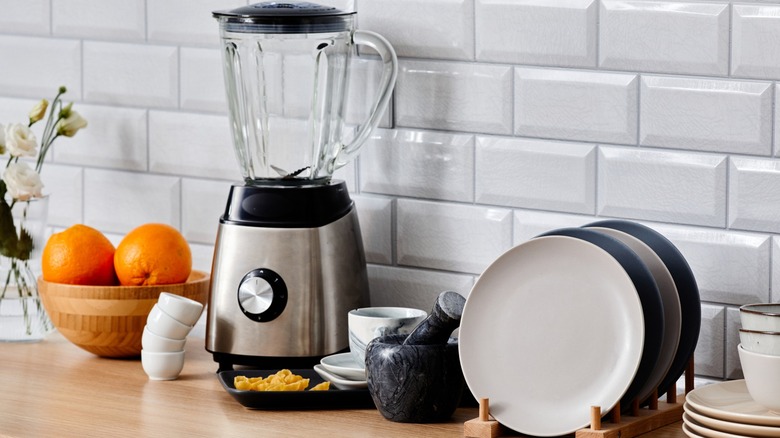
<box><xmin>4</xmin><ymin>0</ymin><xmax>780</xmax><ymax>379</ymax></box>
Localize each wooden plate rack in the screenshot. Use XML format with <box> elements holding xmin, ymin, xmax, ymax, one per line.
<box><xmin>464</xmin><ymin>358</ymin><xmax>694</xmax><ymax>438</ymax></box>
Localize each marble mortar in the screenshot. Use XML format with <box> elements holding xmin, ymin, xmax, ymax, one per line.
<box><xmin>365</xmin><ymin>334</ymin><xmax>464</xmax><ymax>423</ymax></box>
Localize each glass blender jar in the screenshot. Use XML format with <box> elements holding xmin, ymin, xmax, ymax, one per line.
<box><xmin>206</xmin><ymin>2</ymin><xmax>397</xmax><ymax>369</ymax></box>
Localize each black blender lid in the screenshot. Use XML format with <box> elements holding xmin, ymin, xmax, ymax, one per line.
<box><xmin>213</xmin><ymin>2</ymin><xmax>354</xmax><ymax>34</ymax></box>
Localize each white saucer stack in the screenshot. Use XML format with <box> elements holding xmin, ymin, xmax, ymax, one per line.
<box><xmin>683</xmin><ymin>380</ymin><xmax>780</xmax><ymax>437</ymax></box>
<box><xmin>313</xmin><ymin>352</ymin><xmax>367</xmax><ymax>390</ymax></box>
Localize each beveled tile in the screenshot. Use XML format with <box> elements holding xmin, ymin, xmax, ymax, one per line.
<box><xmin>181</xmin><ymin>178</ymin><xmax>230</xmax><ymax>245</ymax></box>
<box><xmin>0</xmin><ymin>36</ymin><xmax>81</xmax><ymax>99</ymax></box>
<box><xmin>0</xmin><ymin>0</ymin><xmax>50</xmax><ymax>35</ymax></box>
<box><xmin>514</xmin><ymin>67</ymin><xmax>638</xmax><ymax>144</ymax></box>
<box><xmin>149</xmin><ymin>110</ymin><xmax>239</xmax><ymax>180</ymax></box>
<box><xmin>732</xmin><ymin>4</ymin><xmax>780</xmax><ymax>79</ymax></box>
<box><xmin>599</xmin><ymin>0</ymin><xmax>729</xmax><ymax>75</ymax></box>
<box><xmin>695</xmin><ymin>304</ymin><xmax>725</xmax><ymax>379</ymax></box>
<box><xmin>53</xmin><ymin>0</ymin><xmax>145</xmax><ymax>41</ymax></box>
<box><xmin>83</xmin><ymin>41</ymin><xmax>178</xmax><ymax>108</ymax></box>
<box><xmin>476</xmin><ymin>136</ymin><xmax>596</xmax><ymax>214</ymax></box>
<box><xmin>513</xmin><ymin>210</ymin><xmax>595</xmax><ymax>245</ymax></box>
<box><xmin>39</xmin><ymin>164</ymin><xmax>83</xmax><ymax>228</ymax></box>
<box><xmin>598</xmin><ymin>147</ymin><xmax>727</xmax><ymax>227</ymax></box>
<box><xmin>353</xmin><ymin>195</ymin><xmax>393</xmax><ymax>265</ymax></box>
<box><xmin>84</xmin><ymin>169</ymin><xmax>181</xmax><ymax>233</ymax></box>
<box><xmin>729</xmin><ymin>157</ymin><xmax>780</xmax><ymax>233</ymax></box>
<box><xmin>367</xmin><ymin>264</ymin><xmax>475</xmax><ymax>311</ymax></box>
<box><xmin>180</xmin><ymin>47</ymin><xmax>227</xmax><ymax>113</ymax></box>
<box><xmin>640</xmin><ymin>76</ymin><xmax>773</xmax><ymax>155</ymax></box>
<box><xmin>396</xmin><ymin>199</ymin><xmax>512</xmax><ymax>274</ymax></box>
<box><xmin>725</xmin><ymin>307</ymin><xmax>743</xmax><ymax>380</ymax></box>
<box><xmin>395</xmin><ymin>60</ymin><xmax>512</xmax><ymax>134</ymax></box>
<box><xmin>650</xmin><ymin>223</ymin><xmax>770</xmax><ymax>305</ymax></box>
<box><xmin>360</xmin><ymin>128</ymin><xmax>474</xmax><ymax>202</ymax></box>
<box><xmin>54</xmin><ymin>103</ymin><xmax>147</xmax><ymax>171</ymax></box>
<box><xmin>475</xmin><ymin>0</ymin><xmax>597</xmax><ymax>67</ymax></box>
<box><xmin>147</xmin><ymin>0</ymin><xmax>236</xmax><ymax>46</ymax></box>
<box><xmin>358</xmin><ymin>0</ymin><xmax>474</xmax><ymax>60</ymax></box>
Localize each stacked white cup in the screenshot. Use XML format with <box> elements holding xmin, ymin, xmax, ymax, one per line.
<box><xmin>141</xmin><ymin>292</ymin><xmax>204</xmax><ymax>380</ymax></box>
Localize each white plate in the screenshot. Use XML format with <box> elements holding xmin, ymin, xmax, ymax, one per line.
<box><xmin>683</xmin><ymin>422</ymin><xmax>706</xmax><ymax>438</ymax></box>
<box><xmin>320</xmin><ymin>352</ymin><xmax>366</xmax><ymax>381</ymax></box>
<box><xmin>587</xmin><ymin>227</ymin><xmax>682</xmax><ymax>404</ymax></box>
<box><xmin>684</xmin><ymin>412</ymin><xmax>752</xmax><ymax>438</ymax></box>
<box><xmin>312</xmin><ymin>364</ymin><xmax>367</xmax><ymax>390</ymax></box>
<box><xmin>685</xmin><ymin>380</ymin><xmax>780</xmax><ymax>427</ymax></box>
<box><xmin>684</xmin><ymin>402</ymin><xmax>780</xmax><ymax>437</ymax></box>
<box><xmin>459</xmin><ymin>236</ymin><xmax>645</xmax><ymax>437</ymax></box>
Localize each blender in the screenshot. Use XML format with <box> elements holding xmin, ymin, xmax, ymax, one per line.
<box><xmin>206</xmin><ymin>2</ymin><xmax>397</xmax><ymax>370</ymax></box>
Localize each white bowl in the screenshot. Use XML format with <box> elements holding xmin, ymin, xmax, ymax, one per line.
<box><xmin>739</xmin><ymin>329</ymin><xmax>780</xmax><ymax>356</ymax></box>
<box><xmin>146</xmin><ymin>304</ymin><xmax>193</xmax><ymax>340</ymax></box>
<box><xmin>141</xmin><ymin>350</ymin><xmax>185</xmax><ymax>381</ymax></box>
<box><xmin>347</xmin><ymin>307</ymin><xmax>427</xmax><ymax>367</ymax></box>
<box><xmin>156</xmin><ymin>292</ymin><xmax>204</xmax><ymax>327</ymax></box>
<box><xmin>141</xmin><ymin>326</ymin><xmax>186</xmax><ymax>353</ymax></box>
<box><xmin>738</xmin><ymin>344</ymin><xmax>780</xmax><ymax>413</ymax></box>
<box><xmin>740</xmin><ymin>304</ymin><xmax>780</xmax><ymax>332</ymax></box>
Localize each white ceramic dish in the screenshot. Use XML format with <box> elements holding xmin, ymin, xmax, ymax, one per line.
<box><xmin>141</xmin><ymin>326</ymin><xmax>186</xmax><ymax>353</ymax></box>
<box><xmin>739</xmin><ymin>329</ymin><xmax>780</xmax><ymax>356</ymax></box>
<box><xmin>146</xmin><ymin>304</ymin><xmax>193</xmax><ymax>340</ymax></box>
<box><xmin>740</xmin><ymin>304</ymin><xmax>780</xmax><ymax>332</ymax></box>
<box><xmin>683</xmin><ymin>412</ymin><xmax>751</xmax><ymax>438</ymax></box>
<box><xmin>312</xmin><ymin>364</ymin><xmax>367</xmax><ymax>390</ymax></box>
<box><xmin>684</xmin><ymin>402</ymin><xmax>780</xmax><ymax>437</ymax></box>
<box><xmin>738</xmin><ymin>344</ymin><xmax>780</xmax><ymax>413</ymax></box>
<box><xmin>156</xmin><ymin>292</ymin><xmax>204</xmax><ymax>327</ymax></box>
<box><xmin>141</xmin><ymin>350</ymin><xmax>185</xmax><ymax>381</ymax></box>
<box><xmin>459</xmin><ymin>236</ymin><xmax>645</xmax><ymax>437</ymax></box>
<box><xmin>320</xmin><ymin>352</ymin><xmax>366</xmax><ymax>381</ymax></box>
<box><xmin>587</xmin><ymin>226</ymin><xmax>682</xmax><ymax>404</ymax></box>
<box><xmin>685</xmin><ymin>380</ymin><xmax>780</xmax><ymax>427</ymax></box>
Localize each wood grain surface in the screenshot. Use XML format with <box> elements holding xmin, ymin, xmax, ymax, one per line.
<box><xmin>0</xmin><ymin>333</ymin><xmax>686</xmax><ymax>437</ymax></box>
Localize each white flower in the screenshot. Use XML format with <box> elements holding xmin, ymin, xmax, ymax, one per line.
<box><xmin>29</xmin><ymin>99</ymin><xmax>48</xmax><ymax>124</ymax></box>
<box><xmin>4</xmin><ymin>123</ymin><xmax>38</xmax><ymax>157</ymax></box>
<box><xmin>55</xmin><ymin>110</ymin><xmax>87</xmax><ymax>137</ymax></box>
<box><xmin>3</xmin><ymin>161</ymin><xmax>43</xmax><ymax>201</ymax></box>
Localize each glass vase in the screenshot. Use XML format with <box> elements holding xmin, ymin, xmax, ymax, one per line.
<box><xmin>0</xmin><ymin>195</ymin><xmax>53</xmax><ymax>342</ymax></box>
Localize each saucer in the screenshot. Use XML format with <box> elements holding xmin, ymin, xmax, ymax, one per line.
<box><xmin>320</xmin><ymin>352</ymin><xmax>366</xmax><ymax>381</ymax></box>
<box><xmin>313</xmin><ymin>364</ymin><xmax>367</xmax><ymax>390</ymax></box>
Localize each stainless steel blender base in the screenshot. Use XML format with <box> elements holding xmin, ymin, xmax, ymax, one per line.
<box><xmin>206</xmin><ymin>205</ymin><xmax>369</xmax><ymax>370</ymax></box>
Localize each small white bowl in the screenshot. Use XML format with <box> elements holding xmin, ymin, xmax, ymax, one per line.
<box><xmin>739</xmin><ymin>329</ymin><xmax>780</xmax><ymax>356</ymax></box>
<box><xmin>141</xmin><ymin>350</ymin><xmax>185</xmax><ymax>381</ymax></box>
<box><xmin>348</xmin><ymin>307</ymin><xmax>427</xmax><ymax>366</ymax></box>
<box><xmin>146</xmin><ymin>304</ymin><xmax>192</xmax><ymax>340</ymax></box>
<box><xmin>157</xmin><ymin>292</ymin><xmax>204</xmax><ymax>327</ymax></box>
<box><xmin>740</xmin><ymin>304</ymin><xmax>780</xmax><ymax>332</ymax></box>
<box><xmin>738</xmin><ymin>344</ymin><xmax>780</xmax><ymax>413</ymax></box>
<box><xmin>141</xmin><ymin>326</ymin><xmax>186</xmax><ymax>353</ymax></box>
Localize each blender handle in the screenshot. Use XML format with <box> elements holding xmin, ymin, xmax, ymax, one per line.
<box><xmin>335</xmin><ymin>30</ymin><xmax>398</xmax><ymax>169</ymax></box>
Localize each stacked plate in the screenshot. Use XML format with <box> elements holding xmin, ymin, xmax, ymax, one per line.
<box><xmin>459</xmin><ymin>219</ymin><xmax>701</xmax><ymax>437</ymax></box>
<box><xmin>683</xmin><ymin>380</ymin><xmax>780</xmax><ymax>437</ymax></box>
<box><xmin>313</xmin><ymin>352</ymin><xmax>368</xmax><ymax>390</ymax></box>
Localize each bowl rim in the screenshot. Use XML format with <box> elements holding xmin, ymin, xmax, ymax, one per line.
<box><xmin>739</xmin><ymin>328</ymin><xmax>780</xmax><ymax>335</ymax></box>
<box><xmin>740</xmin><ymin>304</ymin><xmax>780</xmax><ymax>317</ymax></box>
<box><xmin>38</xmin><ymin>269</ymin><xmax>209</xmax><ymax>289</ymax></box>
<box><xmin>738</xmin><ymin>343</ymin><xmax>780</xmax><ymax>359</ymax></box>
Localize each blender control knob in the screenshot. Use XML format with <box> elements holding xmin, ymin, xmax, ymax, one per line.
<box><xmin>237</xmin><ymin>268</ymin><xmax>287</xmax><ymax>322</ymax></box>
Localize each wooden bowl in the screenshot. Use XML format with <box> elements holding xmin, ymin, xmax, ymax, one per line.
<box><xmin>37</xmin><ymin>270</ymin><xmax>210</xmax><ymax>358</ymax></box>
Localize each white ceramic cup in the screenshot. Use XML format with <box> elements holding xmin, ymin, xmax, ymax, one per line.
<box><xmin>739</xmin><ymin>329</ymin><xmax>780</xmax><ymax>356</ymax></box>
<box><xmin>347</xmin><ymin>307</ymin><xmax>427</xmax><ymax>368</ymax></box>
<box><xmin>141</xmin><ymin>326</ymin><xmax>186</xmax><ymax>353</ymax></box>
<box><xmin>738</xmin><ymin>344</ymin><xmax>780</xmax><ymax>412</ymax></box>
<box><xmin>156</xmin><ymin>292</ymin><xmax>204</xmax><ymax>327</ymax></box>
<box><xmin>740</xmin><ymin>303</ymin><xmax>780</xmax><ymax>332</ymax></box>
<box><xmin>141</xmin><ymin>350</ymin><xmax>186</xmax><ymax>381</ymax></box>
<box><xmin>146</xmin><ymin>304</ymin><xmax>193</xmax><ymax>340</ymax></box>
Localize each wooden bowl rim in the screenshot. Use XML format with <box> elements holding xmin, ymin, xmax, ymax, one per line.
<box><xmin>38</xmin><ymin>269</ymin><xmax>209</xmax><ymax>298</ymax></box>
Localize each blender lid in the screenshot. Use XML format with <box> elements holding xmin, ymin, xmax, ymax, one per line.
<box><xmin>213</xmin><ymin>2</ymin><xmax>355</xmax><ymax>34</ymax></box>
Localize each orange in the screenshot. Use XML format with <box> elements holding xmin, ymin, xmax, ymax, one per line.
<box><xmin>114</xmin><ymin>223</ymin><xmax>192</xmax><ymax>286</ymax></box>
<box><xmin>42</xmin><ymin>224</ymin><xmax>118</xmax><ymax>285</ymax></box>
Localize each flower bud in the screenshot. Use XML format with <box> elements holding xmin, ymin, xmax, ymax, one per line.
<box><xmin>55</xmin><ymin>111</ymin><xmax>87</xmax><ymax>137</ymax></box>
<box><xmin>28</xmin><ymin>99</ymin><xmax>48</xmax><ymax>124</ymax></box>
<box><xmin>0</xmin><ymin>123</ymin><xmax>5</xmax><ymax>154</ymax></box>
<box><xmin>59</xmin><ymin>102</ymin><xmax>73</xmax><ymax>119</ymax></box>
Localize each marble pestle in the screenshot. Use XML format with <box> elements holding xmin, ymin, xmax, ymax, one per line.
<box><xmin>402</xmin><ymin>291</ymin><xmax>466</xmax><ymax>346</ymax></box>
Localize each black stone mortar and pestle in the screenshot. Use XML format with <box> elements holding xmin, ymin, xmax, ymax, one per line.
<box><xmin>365</xmin><ymin>291</ymin><xmax>467</xmax><ymax>423</ymax></box>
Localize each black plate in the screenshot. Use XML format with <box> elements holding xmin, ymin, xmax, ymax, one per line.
<box><xmin>218</xmin><ymin>369</ymin><xmax>375</xmax><ymax>410</ymax></box>
<box><xmin>537</xmin><ymin>227</ymin><xmax>664</xmax><ymax>410</ymax></box>
<box><xmin>584</xmin><ymin>220</ymin><xmax>700</xmax><ymax>399</ymax></box>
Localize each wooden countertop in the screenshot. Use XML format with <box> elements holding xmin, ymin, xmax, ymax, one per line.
<box><xmin>0</xmin><ymin>333</ymin><xmax>685</xmax><ymax>437</ymax></box>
